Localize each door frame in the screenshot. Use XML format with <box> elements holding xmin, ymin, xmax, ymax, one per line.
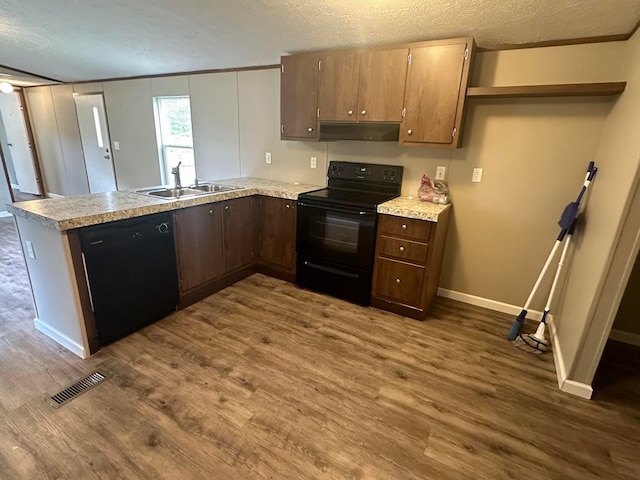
<box><xmin>574</xmin><ymin>155</ymin><xmax>640</xmax><ymax>383</ymax></box>
<box><xmin>0</xmin><ymin>137</ymin><xmax>15</xmax><ymax>202</ymax></box>
<box><xmin>72</xmin><ymin>91</ymin><xmax>118</xmax><ymax>192</ymax></box>
<box><xmin>15</xmin><ymin>88</ymin><xmax>45</xmax><ymax>196</ymax></box>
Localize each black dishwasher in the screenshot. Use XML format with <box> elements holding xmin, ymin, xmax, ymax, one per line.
<box><xmin>79</xmin><ymin>212</ymin><xmax>179</xmax><ymax>346</ymax></box>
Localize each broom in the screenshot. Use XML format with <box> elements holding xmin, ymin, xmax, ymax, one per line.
<box><xmin>509</xmin><ymin>161</ymin><xmax>598</xmax><ymax>353</ymax></box>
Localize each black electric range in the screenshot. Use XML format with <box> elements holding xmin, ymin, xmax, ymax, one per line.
<box><xmin>296</xmin><ymin>161</ymin><xmax>403</xmax><ymax>305</ymax></box>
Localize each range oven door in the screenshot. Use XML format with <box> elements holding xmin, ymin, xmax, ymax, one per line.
<box><xmin>296</xmin><ymin>199</ymin><xmax>377</xmax><ymax>306</ymax></box>
<box><xmin>296</xmin><ymin>200</ymin><xmax>377</xmax><ymax>270</ymax></box>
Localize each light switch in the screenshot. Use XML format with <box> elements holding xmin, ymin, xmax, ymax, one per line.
<box><xmin>113</xmin><ymin>141</ymin><xmax>120</xmax><ymax>151</ymax></box>
<box><xmin>26</xmin><ymin>241</ymin><xmax>35</xmax><ymax>259</ymax></box>
<box><xmin>472</xmin><ymin>168</ymin><xmax>483</xmax><ymax>183</ymax></box>
<box><xmin>310</xmin><ymin>157</ymin><xmax>317</xmax><ymax>169</ymax></box>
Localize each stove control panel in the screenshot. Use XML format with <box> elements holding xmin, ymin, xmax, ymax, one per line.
<box><xmin>328</xmin><ymin>161</ymin><xmax>403</xmax><ymax>184</ymax></box>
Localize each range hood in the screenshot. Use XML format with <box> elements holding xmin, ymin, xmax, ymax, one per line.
<box><xmin>319</xmin><ymin>122</ymin><xmax>400</xmax><ymax>142</ymax></box>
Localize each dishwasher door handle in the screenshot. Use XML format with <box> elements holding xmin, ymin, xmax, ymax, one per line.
<box><xmin>303</xmin><ymin>261</ymin><xmax>360</xmax><ymax>279</ymax></box>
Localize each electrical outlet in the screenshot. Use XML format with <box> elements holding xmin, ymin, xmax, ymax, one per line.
<box><xmin>265</xmin><ymin>152</ymin><xmax>272</xmax><ymax>164</ymax></box>
<box><xmin>472</xmin><ymin>168</ymin><xmax>483</xmax><ymax>183</ymax></box>
<box><xmin>310</xmin><ymin>156</ymin><xmax>317</xmax><ymax>169</ymax></box>
<box><xmin>26</xmin><ymin>241</ymin><xmax>35</xmax><ymax>259</ymax></box>
<box><xmin>113</xmin><ymin>141</ymin><xmax>120</xmax><ymax>151</ymax></box>
<box><xmin>435</xmin><ymin>166</ymin><xmax>446</xmax><ymax>180</ymax></box>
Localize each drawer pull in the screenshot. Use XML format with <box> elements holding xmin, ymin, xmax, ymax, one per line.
<box><xmin>399</xmin><ymin>246</ymin><xmax>405</xmax><ymax>252</ymax></box>
<box><xmin>285</xmin><ymin>204</ymin><xmax>290</xmax><ymax>209</ymax></box>
<box><xmin>209</xmin><ymin>209</ymin><xmax>213</xmax><ymax>216</ymax></box>
<box><xmin>396</xmin><ymin>278</ymin><xmax>401</xmax><ymax>284</ymax></box>
<box><xmin>402</xmin><ymin>224</ymin><xmax>407</xmax><ymax>230</ymax></box>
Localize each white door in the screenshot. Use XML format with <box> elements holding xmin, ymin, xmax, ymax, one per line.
<box><xmin>74</xmin><ymin>94</ymin><xmax>117</xmax><ymax>193</ymax></box>
<box><xmin>0</xmin><ymin>92</ymin><xmax>40</xmax><ymax>194</ymax></box>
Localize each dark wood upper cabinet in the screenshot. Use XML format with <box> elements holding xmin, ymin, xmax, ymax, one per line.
<box><xmin>222</xmin><ymin>197</ymin><xmax>256</xmax><ymax>273</ymax></box>
<box><xmin>357</xmin><ymin>48</ymin><xmax>408</xmax><ymax>122</ymax></box>
<box><xmin>318</xmin><ymin>52</ymin><xmax>360</xmax><ymax>122</ymax></box>
<box><xmin>258</xmin><ymin>196</ymin><xmax>296</xmax><ymax>273</ymax></box>
<box><xmin>400</xmin><ymin>39</ymin><xmax>473</xmax><ymax>147</ymax></box>
<box><xmin>281</xmin><ymin>55</ymin><xmax>319</xmax><ymax>140</ymax></box>
<box><xmin>174</xmin><ymin>203</ymin><xmax>224</xmax><ymax>294</ymax></box>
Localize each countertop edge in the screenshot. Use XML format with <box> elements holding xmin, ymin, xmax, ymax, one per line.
<box><xmin>377</xmin><ymin>201</ymin><xmax>451</xmax><ymax>222</ymax></box>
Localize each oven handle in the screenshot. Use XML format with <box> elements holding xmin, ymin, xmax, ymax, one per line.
<box><xmin>303</xmin><ymin>261</ymin><xmax>360</xmax><ymax>279</ymax></box>
<box><xmin>297</xmin><ymin>202</ymin><xmax>375</xmax><ymax>216</ymax></box>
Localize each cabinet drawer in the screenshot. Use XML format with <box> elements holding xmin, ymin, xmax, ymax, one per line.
<box><xmin>378</xmin><ymin>236</ymin><xmax>428</xmax><ymax>264</ymax></box>
<box><xmin>378</xmin><ymin>215</ymin><xmax>431</xmax><ymax>240</ymax></box>
<box><xmin>373</xmin><ymin>258</ymin><xmax>425</xmax><ymax>307</ymax></box>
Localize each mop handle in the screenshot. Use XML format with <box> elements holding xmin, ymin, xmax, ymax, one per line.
<box><xmin>543</xmin><ymin>233</ymin><xmax>573</xmax><ymax>314</ymax></box>
<box><xmin>522</xmin><ymin>240</ymin><xmax>563</xmax><ymax>310</ymax></box>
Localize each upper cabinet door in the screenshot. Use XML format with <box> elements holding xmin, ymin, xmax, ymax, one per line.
<box><xmin>401</xmin><ymin>41</ymin><xmax>470</xmax><ymax>146</ymax></box>
<box><xmin>357</xmin><ymin>48</ymin><xmax>409</xmax><ymax>122</ymax></box>
<box><xmin>281</xmin><ymin>55</ymin><xmax>319</xmax><ymax>140</ymax></box>
<box><xmin>318</xmin><ymin>52</ymin><xmax>360</xmax><ymax>122</ymax></box>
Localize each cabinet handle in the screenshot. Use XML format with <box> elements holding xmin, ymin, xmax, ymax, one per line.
<box><xmin>348</xmin><ymin>110</ymin><xmax>353</xmax><ymax>116</ymax></box>
<box><xmin>402</xmin><ymin>224</ymin><xmax>407</xmax><ymax>230</ymax></box>
<box><xmin>285</xmin><ymin>204</ymin><xmax>290</xmax><ymax>209</ymax></box>
<box><xmin>225</xmin><ymin>205</ymin><xmax>229</xmax><ymax>211</ymax></box>
<box><xmin>399</xmin><ymin>246</ymin><xmax>405</xmax><ymax>252</ymax></box>
<box><xmin>396</xmin><ymin>278</ymin><xmax>401</xmax><ymax>284</ymax></box>
<box><xmin>308</xmin><ymin>127</ymin><xmax>314</xmax><ymax>132</ymax></box>
<box><xmin>407</xmin><ymin>129</ymin><xmax>412</xmax><ymax>135</ymax></box>
<box><xmin>361</xmin><ymin>110</ymin><xmax>366</xmax><ymax>115</ymax></box>
<box><xmin>209</xmin><ymin>209</ymin><xmax>213</xmax><ymax>216</ymax></box>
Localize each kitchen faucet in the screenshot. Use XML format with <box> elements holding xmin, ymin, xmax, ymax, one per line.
<box><xmin>171</xmin><ymin>162</ymin><xmax>182</xmax><ymax>189</ymax></box>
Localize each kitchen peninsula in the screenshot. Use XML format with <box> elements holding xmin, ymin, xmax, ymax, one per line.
<box><xmin>8</xmin><ymin>177</ymin><xmax>450</xmax><ymax>358</ymax></box>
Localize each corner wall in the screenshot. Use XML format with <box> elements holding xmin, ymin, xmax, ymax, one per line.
<box><xmin>553</xmin><ymin>29</ymin><xmax>640</xmax><ymax>384</ymax></box>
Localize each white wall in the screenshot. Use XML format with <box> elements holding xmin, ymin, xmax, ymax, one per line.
<box><xmin>103</xmin><ymin>79</ymin><xmax>162</xmax><ymax>190</ymax></box>
<box><xmin>50</xmin><ymin>85</ymin><xmax>90</xmax><ymax>195</ymax></box>
<box><xmin>553</xmin><ymin>30</ymin><xmax>640</xmax><ymax>384</ymax></box>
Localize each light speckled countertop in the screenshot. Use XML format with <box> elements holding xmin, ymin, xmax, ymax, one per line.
<box><xmin>7</xmin><ymin>178</ymin><xmax>323</xmax><ymax>231</ymax></box>
<box><xmin>377</xmin><ymin>196</ymin><xmax>451</xmax><ymax>222</ymax></box>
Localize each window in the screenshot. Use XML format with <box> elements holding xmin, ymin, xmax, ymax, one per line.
<box><xmin>153</xmin><ymin>96</ymin><xmax>195</xmax><ymax>186</ymax></box>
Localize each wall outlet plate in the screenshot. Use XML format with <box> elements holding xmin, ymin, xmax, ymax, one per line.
<box><xmin>472</xmin><ymin>168</ymin><xmax>483</xmax><ymax>183</ymax></box>
<box><xmin>26</xmin><ymin>240</ymin><xmax>35</xmax><ymax>259</ymax></box>
<box><xmin>435</xmin><ymin>166</ymin><xmax>446</xmax><ymax>180</ymax></box>
<box><xmin>265</xmin><ymin>152</ymin><xmax>272</xmax><ymax>164</ymax></box>
<box><xmin>310</xmin><ymin>156</ymin><xmax>317</xmax><ymax>169</ymax></box>
<box><xmin>113</xmin><ymin>141</ymin><xmax>120</xmax><ymax>150</ymax></box>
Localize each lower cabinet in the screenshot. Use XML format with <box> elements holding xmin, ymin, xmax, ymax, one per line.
<box><xmin>222</xmin><ymin>197</ymin><xmax>256</xmax><ymax>273</ymax></box>
<box><xmin>257</xmin><ymin>196</ymin><xmax>296</xmax><ymax>274</ymax></box>
<box><xmin>371</xmin><ymin>210</ymin><xmax>451</xmax><ymax>319</ymax></box>
<box><xmin>174</xmin><ymin>202</ymin><xmax>224</xmax><ymax>294</ymax></box>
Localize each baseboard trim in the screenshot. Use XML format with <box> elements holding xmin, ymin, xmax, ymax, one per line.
<box><xmin>438</xmin><ymin>289</ymin><xmax>593</xmax><ymax>399</ymax></box>
<box><xmin>608</xmin><ymin>329</ymin><xmax>640</xmax><ymax>347</ymax></box>
<box><xmin>46</xmin><ymin>192</ymin><xmax>64</xmax><ymax>199</ymax></box>
<box><xmin>437</xmin><ymin>288</ymin><xmax>543</xmax><ymax>321</ymax></box>
<box><xmin>0</xmin><ymin>211</ymin><xmax>12</xmax><ymax>218</ymax></box>
<box><xmin>34</xmin><ymin>317</ymin><xmax>87</xmax><ymax>359</ymax></box>
<box><xmin>561</xmin><ymin>379</ymin><xmax>593</xmax><ymax>400</ymax></box>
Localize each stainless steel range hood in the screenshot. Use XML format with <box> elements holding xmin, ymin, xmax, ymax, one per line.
<box><xmin>319</xmin><ymin>122</ymin><xmax>400</xmax><ymax>142</ymax></box>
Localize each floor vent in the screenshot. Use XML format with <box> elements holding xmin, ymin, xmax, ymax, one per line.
<box><xmin>47</xmin><ymin>371</ymin><xmax>108</xmax><ymax>408</ymax></box>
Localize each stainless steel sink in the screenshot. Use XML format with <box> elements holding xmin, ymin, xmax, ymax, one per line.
<box><xmin>190</xmin><ymin>183</ymin><xmax>239</xmax><ymax>193</ymax></box>
<box><xmin>146</xmin><ymin>187</ymin><xmax>203</xmax><ymax>199</ymax></box>
<box><xmin>133</xmin><ymin>183</ymin><xmax>242</xmax><ymax>200</ymax></box>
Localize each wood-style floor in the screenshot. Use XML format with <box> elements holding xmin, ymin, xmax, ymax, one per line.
<box><xmin>1</xmin><ymin>218</ymin><xmax>640</xmax><ymax>479</ymax></box>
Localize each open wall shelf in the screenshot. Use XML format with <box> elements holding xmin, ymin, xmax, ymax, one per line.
<box><xmin>466</xmin><ymin>82</ymin><xmax>627</xmax><ymax>98</ymax></box>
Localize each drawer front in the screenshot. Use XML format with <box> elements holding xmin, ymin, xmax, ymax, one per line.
<box><xmin>373</xmin><ymin>258</ymin><xmax>425</xmax><ymax>307</ymax></box>
<box><xmin>378</xmin><ymin>235</ymin><xmax>428</xmax><ymax>264</ymax></box>
<box><xmin>378</xmin><ymin>214</ymin><xmax>431</xmax><ymax>240</ymax></box>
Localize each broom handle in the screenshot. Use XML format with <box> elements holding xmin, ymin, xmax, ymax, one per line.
<box><xmin>523</xmin><ymin>240</ymin><xmax>562</xmax><ymax>310</ymax></box>
<box><xmin>543</xmin><ymin>233</ymin><xmax>572</xmax><ymax>314</ymax></box>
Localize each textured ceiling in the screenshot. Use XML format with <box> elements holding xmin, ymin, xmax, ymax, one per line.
<box><xmin>1</xmin><ymin>0</ymin><xmax>639</xmax><ymax>82</ymax></box>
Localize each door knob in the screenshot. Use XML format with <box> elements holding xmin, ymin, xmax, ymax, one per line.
<box><xmin>308</xmin><ymin>127</ymin><xmax>314</xmax><ymax>132</ymax></box>
<box><xmin>361</xmin><ymin>110</ymin><xmax>366</xmax><ymax>115</ymax></box>
<box><xmin>407</xmin><ymin>129</ymin><xmax>412</xmax><ymax>135</ymax></box>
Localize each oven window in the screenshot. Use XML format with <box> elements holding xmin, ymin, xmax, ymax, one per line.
<box><xmin>312</xmin><ymin>213</ymin><xmax>360</xmax><ymax>253</ymax></box>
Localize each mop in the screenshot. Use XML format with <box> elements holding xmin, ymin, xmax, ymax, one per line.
<box><xmin>508</xmin><ymin>161</ymin><xmax>598</xmax><ymax>353</ymax></box>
